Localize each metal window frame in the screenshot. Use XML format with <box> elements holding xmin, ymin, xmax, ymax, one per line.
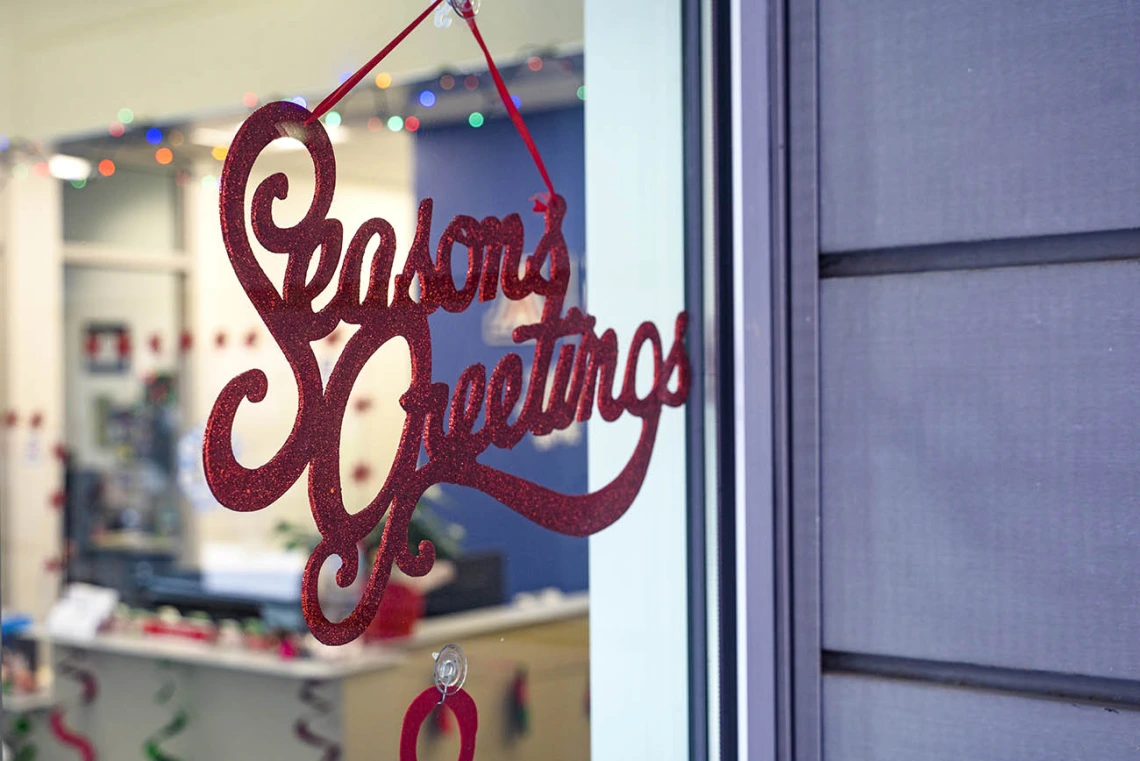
<box><xmin>725</xmin><ymin>0</ymin><xmax>824</xmax><ymax>758</ymax></box>
<box><xmin>616</xmin><ymin>0</ymin><xmax>819</xmax><ymax>755</ymax></box>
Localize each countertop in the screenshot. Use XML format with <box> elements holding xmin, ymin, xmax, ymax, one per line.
<box><xmin>33</xmin><ymin>591</ymin><xmax>589</xmax><ymax>681</ymax></box>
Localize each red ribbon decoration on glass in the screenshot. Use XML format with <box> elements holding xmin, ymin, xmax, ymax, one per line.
<box><xmin>400</xmin><ymin>687</ymin><xmax>478</xmax><ymax>761</ymax></box>
<box><xmin>49</xmin><ymin>660</ymin><xmax>99</xmax><ymax>761</ymax></box>
<box><xmin>203</xmin><ymin>0</ymin><xmax>691</xmax><ymax>646</ymax></box>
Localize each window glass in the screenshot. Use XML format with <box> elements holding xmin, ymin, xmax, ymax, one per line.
<box><xmin>0</xmin><ymin>3</ymin><xmax>698</xmax><ymax>760</ymax></box>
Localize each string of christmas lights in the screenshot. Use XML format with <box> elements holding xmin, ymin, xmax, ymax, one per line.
<box><xmin>0</xmin><ymin>51</ymin><xmax>581</xmax><ymax>186</ymax></box>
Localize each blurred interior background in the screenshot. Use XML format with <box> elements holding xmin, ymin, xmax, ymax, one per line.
<box><xmin>0</xmin><ymin>2</ymin><xmax>600</xmax><ymax>759</ymax></box>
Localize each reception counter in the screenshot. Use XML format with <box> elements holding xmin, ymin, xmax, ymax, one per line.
<box><xmin>6</xmin><ymin>593</ymin><xmax>589</xmax><ymax>761</ymax></box>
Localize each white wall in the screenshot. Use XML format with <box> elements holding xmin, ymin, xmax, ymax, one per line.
<box><xmin>1</xmin><ymin>173</ymin><xmax>64</xmax><ymax>619</ymax></box>
<box><xmin>63</xmin><ymin>169</ymin><xmax>179</xmax><ymax>250</ymax></box>
<box><xmin>0</xmin><ymin>177</ymin><xmax>10</xmax><ymax>605</ymax></box>
<box><xmin>0</xmin><ymin>10</ymin><xmax>12</xmax><ymax>141</ymax></box>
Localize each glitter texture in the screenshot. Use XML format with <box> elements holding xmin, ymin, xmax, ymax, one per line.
<box><xmin>205</xmin><ymin>101</ymin><xmax>692</xmax><ymax>645</ymax></box>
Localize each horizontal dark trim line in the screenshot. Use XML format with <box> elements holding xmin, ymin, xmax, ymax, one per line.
<box><xmin>823</xmin><ymin>650</ymin><xmax>1140</xmax><ymax>712</ymax></box>
<box><xmin>820</xmin><ymin>227</ymin><xmax>1140</xmax><ymax>278</ymax></box>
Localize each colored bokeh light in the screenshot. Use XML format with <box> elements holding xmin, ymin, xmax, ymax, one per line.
<box><xmin>202</xmin><ymin>174</ymin><xmax>218</xmax><ymax>188</ymax></box>
<box><xmin>155</xmin><ymin>148</ymin><xmax>174</xmax><ymax>165</ymax></box>
<box><xmin>324</xmin><ymin>110</ymin><xmax>342</xmax><ymax>127</ymax></box>
<box><xmin>367</xmin><ymin>117</ymin><xmax>383</xmax><ymax>132</ymax></box>
<box><xmin>118</xmin><ymin>107</ymin><xmax>135</xmax><ymax>124</ymax></box>
<box><xmin>464</xmin><ymin>75</ymin><xmax>479</xmax><ymax>91</ymax></box>
<box><xmin>108</xmin><ymin>121</ymin><xmax>125</xmax><ymax>138</ymax></box>
<box><xmin>375</xmin><ymin>72</ymin><xmax>392</xmax><ymax>89</ymax></box>
<box><xmin>33</xmin><ymin>162</ymin><xmax>49</xmax><ymax>178</ymax></box>
<box><xmin>527</xmin><ymin>56</ymin><xmax>543</xmax><ymax>72</ymax></box>
<box><xmin>70</xmin><ymin>178</ymin><xmax>87</xmax><ymax>189</ymax></box>
<box><xmin>98</xmin><ymin>159</ymin><xmax>116</xmax><ymax>177</ymax></box>
<box><xmin>291</xmin><ymin>96</ymin><xmax>308</xmax><ymax>108</ymax></box>
<box><xmin>211</xmin><ymin>146</ymin><xmax>228</xmax><ymax>161</ymax></box>
<box><xmin>511</xmin><ymin>95</ymin><xmax>522</xmax><ymax>108</ymax></box>
<box><xmin>468</xmin><ymin>111</ymin><xmax>484</xmax><ymax>128</ymax></box>
<box><xmin>387</xmin><ymin>116</ymin><xmax>404</xmax><ymax>132</ymax></box>
<box><xmin>339</xmin><ymin>72</ymin><xmax>351</xmax><ymax>84</ymax></box>
<box><xmin>12</xmin><ymin>164</ymin><xmax>28</xmax><ymax>180</ymax></box>
<box><xmin>577</xmin><ymin>85</ymin><xmax>586</xmax><ymax>101</ymax></box>
<box><xmin>145</xmin><ymin>127</ymin><xmax>163</xmax><ymax>145</ymax></box>
<box><xmin>418</xmin><ymin>90</ymin><xmax>436</xmax><ymax>108</ymax></box>
<box><xmin>243</xmin><ymin>92</ymin><xmax>258</xmax><ymax>108</ymax></box>
<box><xmin>168</xmin><ymin>130</ymin><xmax>185</xmax><ymax>147</ymax></box>
<box><xmin>175</xmin><ymin>171</ymin><xmax>190</xmax><ymax>187</ymax></box>
<box><xmin>405</xmin><ymin>116</ymin><xmax>421</xmax><ymax>132</ymax></box>
<box><xmin>0</xmin><ymin>135</ymin><xmax>9</xmax><ymax>152</ymax></box>
<box><xmin>440</xmin><ymin>74</ymin><xmax>455</xmax><ymax>90</ymax></box>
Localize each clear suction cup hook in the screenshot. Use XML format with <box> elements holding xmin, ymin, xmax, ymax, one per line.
<box><xmin>433</xmin><ymin>3</ymin><xmax>453</xmax><ymax>28</ymax></box>
<box><xmin>435</xmin><ymin>0</ymin><xmax>479</xmax><ymax>28</ymax></box>
<box><xmin>448</xmin><ymin>0</ymin><xmax>480</xmax><ymax>20</ymax></box>
<box><xmin>433</xmin><ymin>644</ymin><xmax>468</xmax><ymax>702</ymax></box>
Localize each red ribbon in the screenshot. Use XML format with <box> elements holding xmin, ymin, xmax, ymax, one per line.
<box><xmin>306</xmin><ymin>0</ymin><xmax>445</xmax><ymax>125</ymax></box>
<box><xmin>303</xmin><ymin>0</ymin><xmax>555</xmax><ymax>204</ymax></box>
<box><xmin>463</xmin><ymin>16</ymin><xmax>556</xmax><ymax>209</ymax></box>
<box><xmin>49</xmin><ymin>710</ymin><xmax>96</xmax><ymax>761</ymax></box>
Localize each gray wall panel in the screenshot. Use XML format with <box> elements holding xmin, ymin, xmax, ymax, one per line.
<box><xmin>821</xmin><ymin>260</ymin><xmax>1140</xmax><ymax>679</ymax></box>
<box><xmin>823</xmin><ymin>675</ymin><xmax>1140</xmax><ymax>761</ymax></box>
<box><xmin>819</xmin><ymin>0</ymin><xmax>1140</xmax><ymax>252</ymax></box>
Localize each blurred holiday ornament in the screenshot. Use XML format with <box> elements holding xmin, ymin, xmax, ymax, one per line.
<box><xmin>143</xmin><ymin>664</ymin><xmax>189</xmax><ymax>761</ymax></box>
<box><xmin>49</xmin><ymin>657</ymin><xmax>98</xmax><ymax>761</ymax></box>
<box><xmin>5</xmin><ymin>714</ymin><xmax>36</xmax><ymax>761</ymax></box>
<box><xmin>293</xmin><ymin>681</ymin><xmax>340</xmax><ymax>761</ymax></box>
<box><xmin>509</xmin><ymin>667</ymin><xmax>529</xmax><ymax>736</ymax></box>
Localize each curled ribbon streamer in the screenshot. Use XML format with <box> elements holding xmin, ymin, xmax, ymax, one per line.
<box><xmin>294</xmin><ymin>680</ymin><xmax>341</xmax><ymax>761</ymax></box>
<box><xmin>13</xmin><ymin>745</ymin><xmax>38</xmax><ymax>761</ymax></box>
<box><xmin>58</xmin><ymin>662</ymin><xmax>98</xmax><ymax>705</ymax></box>
<box><xmin>143</xmin><ymin>668</ymin><xmax>189</xmax><ymax>761</ymax></box>
<box><xmin>6</xmin><ymin>715</ymin><xmax>37</xmax><ymax>761</ymax></box>
<box><xmin>49</xmin><ymin>659</ymin><xmax>98</xmax><ymax>761</ymax></box>
<box><xmin>49</xmin><ymin>711</ymin><xmax>94</xmax><ymax>761</ymax></box>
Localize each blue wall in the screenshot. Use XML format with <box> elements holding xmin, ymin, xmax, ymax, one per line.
<box><xmin>413</xmin><ymin>106</ymin><xmax>588</xmax><ymax>598</ymax></box>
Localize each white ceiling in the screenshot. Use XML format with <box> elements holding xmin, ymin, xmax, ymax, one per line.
<box><xmin>1</xmin><ymin>0</ymin><xmax>584</xmax><ymax>140</ymax></box>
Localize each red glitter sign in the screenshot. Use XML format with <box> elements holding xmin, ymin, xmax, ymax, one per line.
<box><xmin>203</xmin><ymin>101</ymin><xmax>691</xmax><ymax>645</ymax></box>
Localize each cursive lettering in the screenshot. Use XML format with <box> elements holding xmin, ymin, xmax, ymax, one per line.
<box><xmin>203</xmin><ymin>101</ymin><xmax>691</xmax><ymax>645</ymax></box>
